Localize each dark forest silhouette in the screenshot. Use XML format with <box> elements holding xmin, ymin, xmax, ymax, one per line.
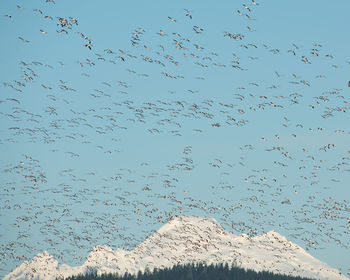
<box><xmin>60</xmin><ymin>262</ymin><xmax>314</xmax><ymax>280</ymax></box>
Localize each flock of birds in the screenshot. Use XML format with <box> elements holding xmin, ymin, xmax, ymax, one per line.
<box><xmin>1</xmin><ymin>0</ymin><xmax>350</xmax><ymax>278</ymax></box>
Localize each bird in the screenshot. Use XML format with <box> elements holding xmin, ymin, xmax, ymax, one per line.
<box><xmin>184</xmin><ymin>9</ymin><xmax>193</xmax><ymax>19</ymax></box>
<box><xmin>18</xmin><ymin>36</ymin><xmax>29</xmax><ymax>43</ymax></box>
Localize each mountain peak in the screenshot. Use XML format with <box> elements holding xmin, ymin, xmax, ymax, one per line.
<box><xmin>4</xmin><ymin>216</ymin><xmax>349</xmax><ymax>280</ymax></box>
<box><xmin>4</xmin><ymin>251</ymin><xmax>59</xmax><ymax>280</ymax></box>
<box><xmin>156</xmin><ymin>215</ymin><xmax>221</xmax><ymax>234</ymax></box>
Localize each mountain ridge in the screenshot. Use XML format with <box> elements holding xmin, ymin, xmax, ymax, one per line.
<box><xmin>4</xmin><ymin>216</ymin><xmax>348</xmax><ymax>280</ymax></box>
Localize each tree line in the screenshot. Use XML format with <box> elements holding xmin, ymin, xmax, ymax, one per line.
<box><xmin>59</xmin><ymin>262</ymin><xmax>314</xmax><ymax>280</ymax></box>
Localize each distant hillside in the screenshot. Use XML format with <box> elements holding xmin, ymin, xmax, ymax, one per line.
<box><xmin>61</xmin><ymin>262</ymin><xmax>315</xmax><ymax>280</ymax></box>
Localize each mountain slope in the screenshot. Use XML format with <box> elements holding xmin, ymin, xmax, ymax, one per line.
<box><xmin>4</xmin><ymin>216</ymin><xmax>348</xmax><ymax>280</ymax></box>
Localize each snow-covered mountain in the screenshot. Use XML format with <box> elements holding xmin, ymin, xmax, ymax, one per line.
<box><xmin>4</xmin><ymin>216</ymin><xmax>348</xmax><ymax>280</ymax></box>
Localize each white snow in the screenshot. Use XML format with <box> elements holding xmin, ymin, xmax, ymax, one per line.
<box><xmin>4</xmin><ymin>216</ymin><xmax>349</xmax><ymax>280</ymax></box>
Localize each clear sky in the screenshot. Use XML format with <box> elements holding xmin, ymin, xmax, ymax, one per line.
<box><xmin>0</xmin><ymin>0</ymin><xmax>349</xmax><ymax>277</ymax></box>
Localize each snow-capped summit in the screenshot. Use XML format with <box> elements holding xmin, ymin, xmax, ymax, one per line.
<box><xmin>4</xmin><ymin>216</ymin><xmax>349</xmax><ymax>280</ymax></box>
<box><xmin>5</xmin><ymin>251</ymin><xmax>59</xmax><ymax>280</ymax></box>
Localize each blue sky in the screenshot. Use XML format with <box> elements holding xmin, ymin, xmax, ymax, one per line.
<box><xmin>0</xmin><ymin>0</ymin><xmax>350</xmax><ymax>277</ymax></box>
